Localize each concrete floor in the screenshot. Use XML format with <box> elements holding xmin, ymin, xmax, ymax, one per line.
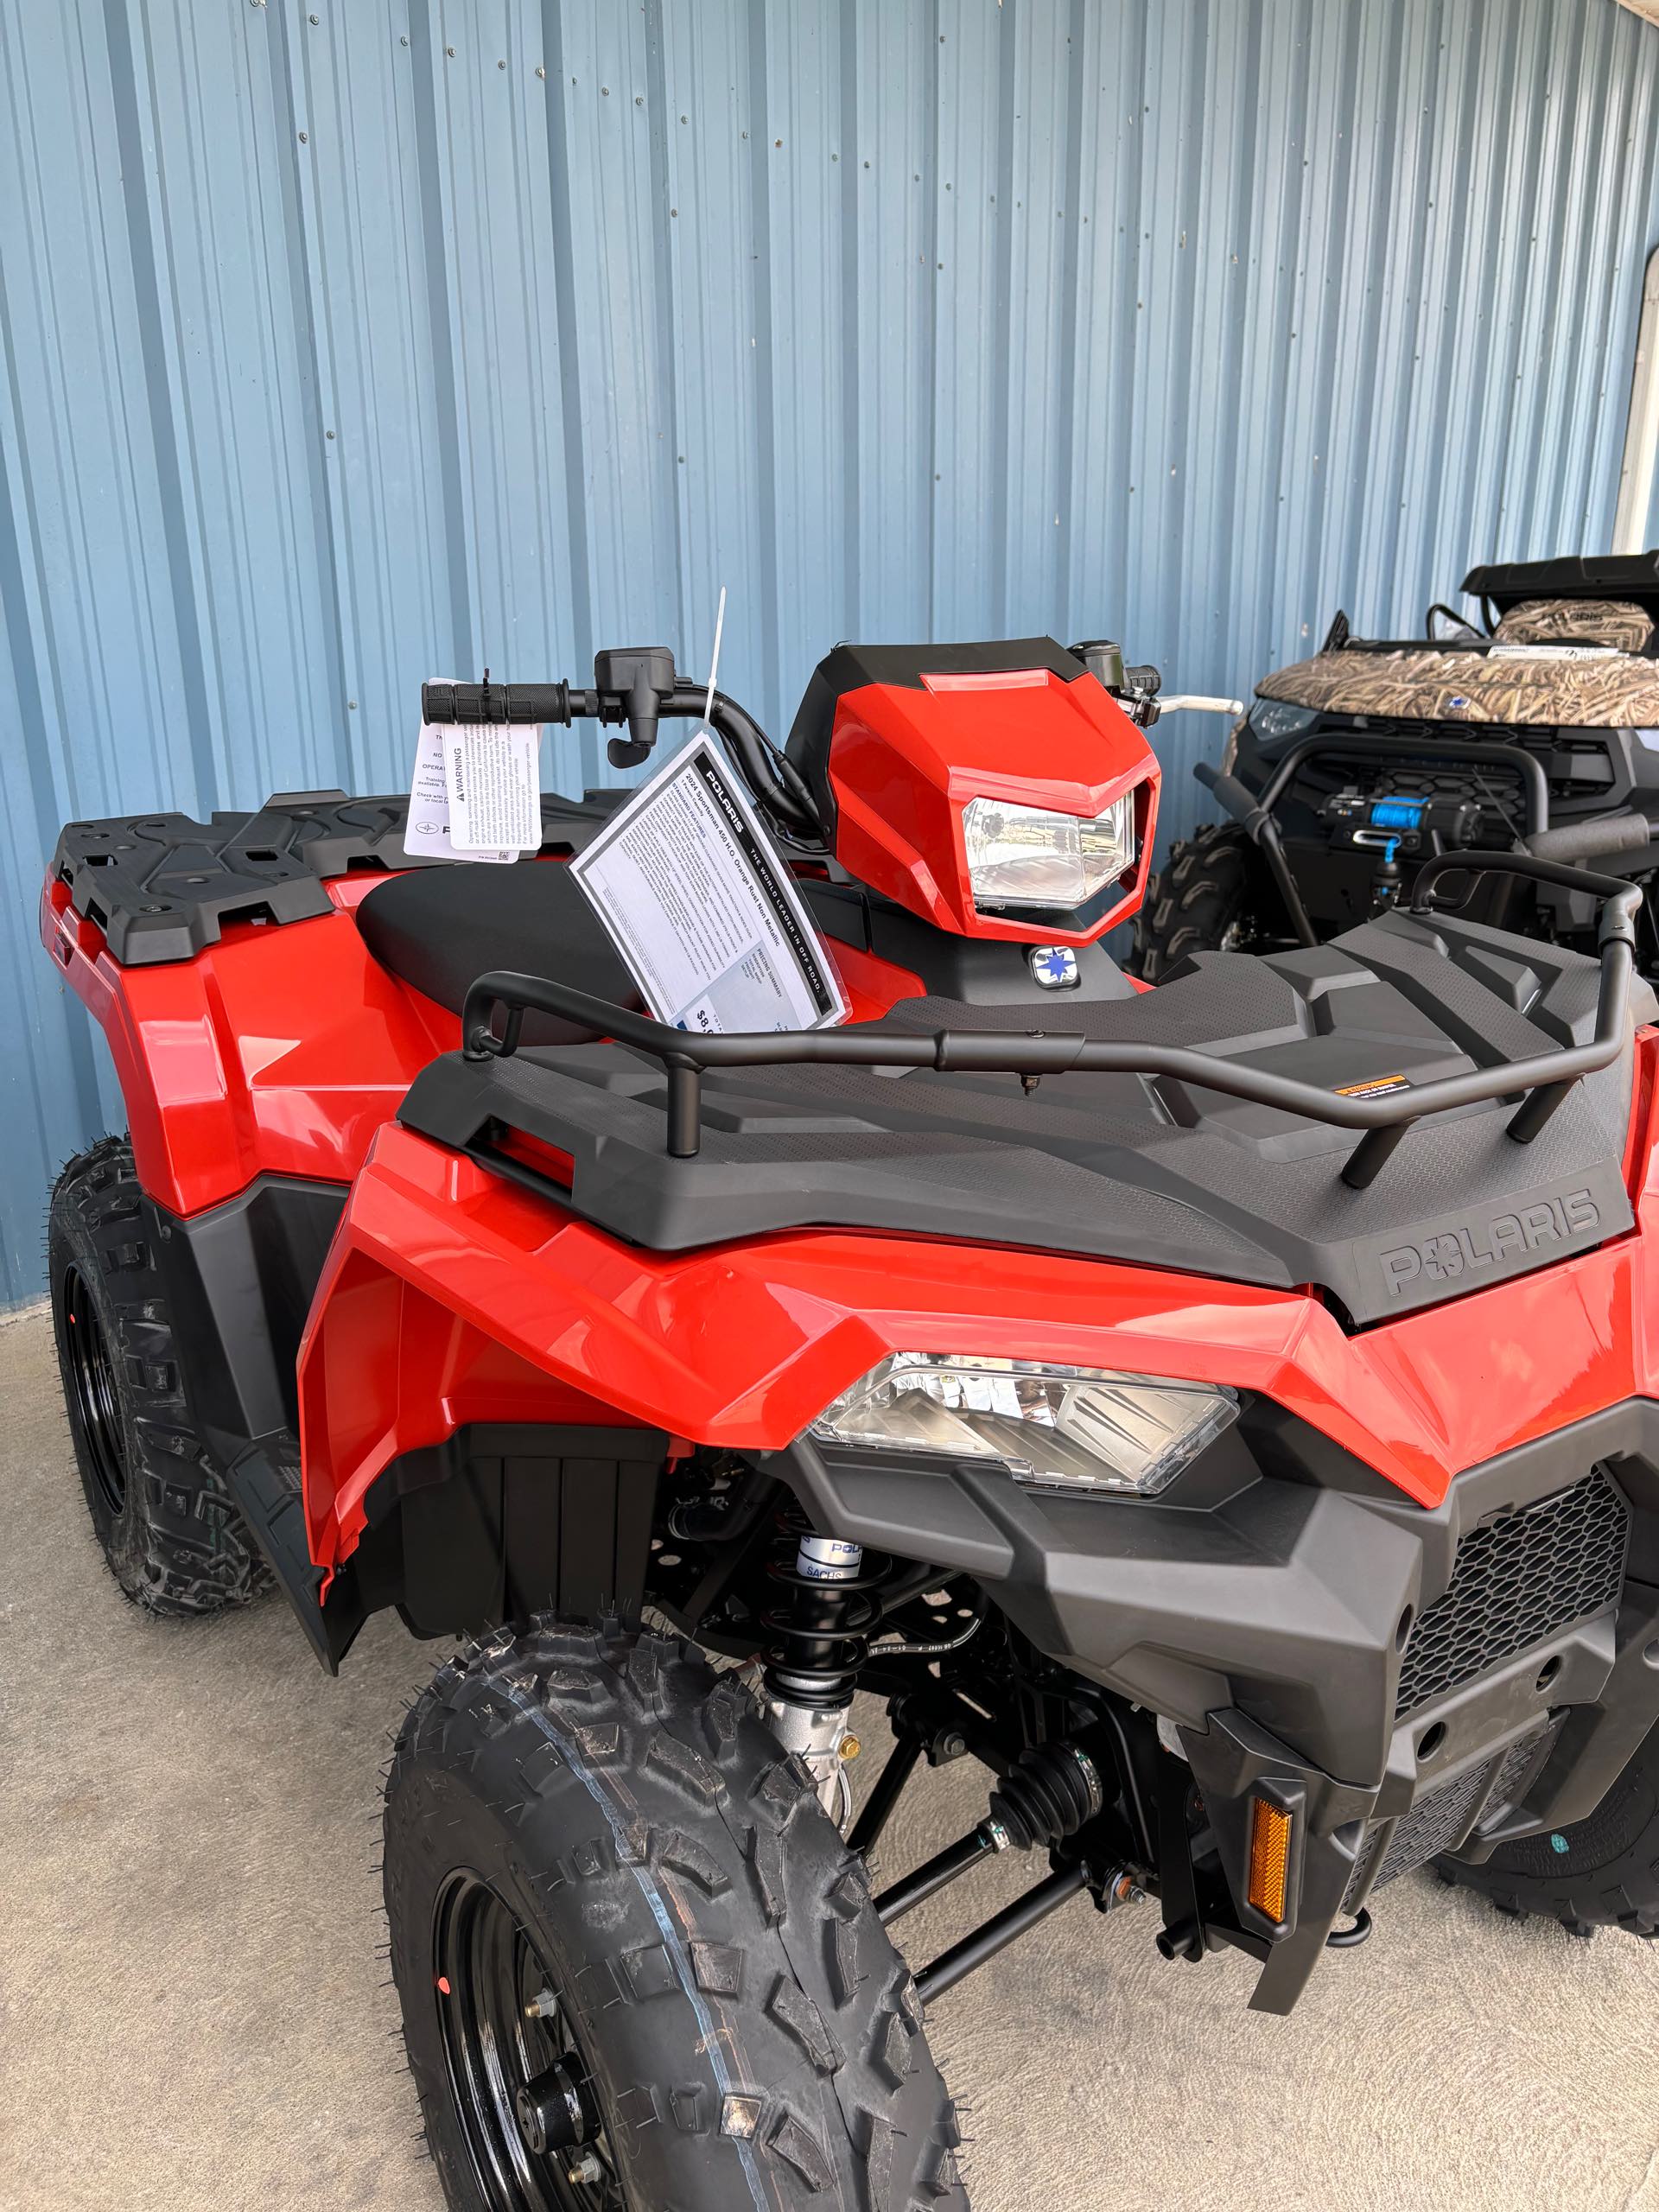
<box><xmin>5</xmin><ymin>1301</ymin><xmax>1659</xmax><ymax>2212</ymax></box>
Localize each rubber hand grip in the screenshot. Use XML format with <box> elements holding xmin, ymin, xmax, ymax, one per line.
<box><xmin>421</xmin><ymin>680</ymin><xmax>571</xmax><ymax>725</ymax></box>
<box><xmin>1526</xmin><ymin>810</ymin><xmax>1655</xmax><ymax>864</ymax></box>
<box><xmin>1194</xmin><ymin>760</ymin><xmax>1264</xmax><ymax>830</ymax></box>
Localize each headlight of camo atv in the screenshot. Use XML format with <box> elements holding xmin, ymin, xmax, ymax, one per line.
<box><xmin>809</xmin><ymin>1353</ymin><xmax>1239</xmax><ymax>1496</ymax></box>
<box><xmin>962</xmin><ymin>791</ymin><xmax>1135</xmax><ymax>912</ymax></box>
<box><xmin>1248</xmin><ymin>697</ymin><xmax>1319</xmax><ymax>742</ymax></box>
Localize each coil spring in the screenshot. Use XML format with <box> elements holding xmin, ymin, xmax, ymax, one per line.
<box><xmin>760</xmin><ymin>1510</ymin><xmax>897</xmax><ymax>1697</ymax></box>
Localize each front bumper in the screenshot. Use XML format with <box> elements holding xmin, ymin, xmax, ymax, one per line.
<box><xmin>776</xmin><ymin>1395</ymin><xmax>1659</xmax><ymax>2011</ymax></box>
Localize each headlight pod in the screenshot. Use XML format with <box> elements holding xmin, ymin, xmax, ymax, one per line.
<box><xmin>809</xmin><ymin>1352</ymin><xmax>1239</xmax><ymax>1497</ymax></box>
<box><xmin>962</xmin><ymin>790</ymin><xmax>1136</xmax><ymax>912</ymax></box>
<box><xmin>1247</xmin><ymin>696</ymin><xmax>1320</xmax><ymax>742</ymax></box>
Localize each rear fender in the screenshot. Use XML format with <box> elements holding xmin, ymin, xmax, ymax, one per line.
<box><xmin>41</xmin><ymin>870</ymin><xmax>455</xmax><ymax>1214</ymax></box>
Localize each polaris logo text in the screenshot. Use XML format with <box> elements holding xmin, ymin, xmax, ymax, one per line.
<box><xmin>1380</xmin><ymin>1189</ymin><xmax>1600</xmax><ymax>1298</ymax></box>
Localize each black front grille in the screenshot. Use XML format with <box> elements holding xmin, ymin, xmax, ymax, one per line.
<box><xmin>1340</xmin><ymin>1725</ymin><xmax>1558</xmax><ymax>1912</ymax></box>
<box><xmin>1396</xmin><ymin>1471</ymin><xmax>1629</xmax><ymax>1716</ymax></box>
<box><xmin>1301</xmin><ymin>715</ymin><xmax>1615</xmax><ymax>804</ymax></box>
<box><xmin>1360</xmin><ymin>1759</ymin><xmax>1493</xmax><ymax>1902</ymax></box>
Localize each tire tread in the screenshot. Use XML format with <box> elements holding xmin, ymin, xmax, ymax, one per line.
<box><xmin>385</xmin><ymin>1621</ymin><xmax>968</xmax><ymax>2210</ymax></box>
<box><xmin>1130</xmin><ymin>820</ymin><xmax>1267</xmax><ymax>981</ymax></box>
<box><xmin>48</xmin><ymin>1135</ymin><xmax>268</xmax><ymax>1616</ymax></box>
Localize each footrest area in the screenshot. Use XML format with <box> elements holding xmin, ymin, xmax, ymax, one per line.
<box><xmin>225</xmin><ymin>1430</ymin><xmax>359</xmax><ymax>1672</ymax></box>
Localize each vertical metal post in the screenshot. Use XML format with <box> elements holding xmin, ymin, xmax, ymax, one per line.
<box><xmin>665</xmin><ymin>1058</ymin><xmax>702</xmax><ymax>1158</ymax></box>
<box><xmin>1614</xmin><ymin>245</ymin><xmax>1659</xmax><ymax>556</ymax></box>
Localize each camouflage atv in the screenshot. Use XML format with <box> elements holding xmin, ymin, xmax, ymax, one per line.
<box><xmin>1137</xmin><ymin>552</ymin><xmax>1659</xmax><ymax>1936</ymax></box>
<box><xmin>1135</xmin><ymin>551</ymin><xmax>1659</xmax><ymax>985</ymax></box>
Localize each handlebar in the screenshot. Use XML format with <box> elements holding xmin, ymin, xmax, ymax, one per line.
<box><xmin>421</xmin><ymin>680</ymin><xmax>575</xmax><ymax>725</ymax></box>
<box><xmin>1194</xmin><ymin>761</ymin><xmax>1269</xmax><ymax>833</ymax></box>
<box><xmin>421</xmin><ymin>669</ymin><xmax>822</xmax><ymax>842</ymax></box>
<box><xmin>1527</xmin><ymin>810</ymin><xmax>1656</xmax><ymax>865</ymax></box>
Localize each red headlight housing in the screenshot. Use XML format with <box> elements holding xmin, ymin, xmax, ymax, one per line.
<box><xmin>785</xmin><ymin>639</ymin><xmax>1160</xmax><ymax>944</ymax></box>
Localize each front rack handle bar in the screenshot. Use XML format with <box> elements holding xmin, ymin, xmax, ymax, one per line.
<box><xmin>460</xmin><ymin>852</ymin><xmax>1640</xmax><ymax>1195</ymax></box>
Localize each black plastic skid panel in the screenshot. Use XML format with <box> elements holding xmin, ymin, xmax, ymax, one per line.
<box><xmin>54</xmin><ymin>789</ymin><xmax>625</xmax><ymax>965</ymax></box>
<box><xmin>771</xmin><ymin>1398</ymin><xmax>1659</xmax><ymax>2011</ymax></box>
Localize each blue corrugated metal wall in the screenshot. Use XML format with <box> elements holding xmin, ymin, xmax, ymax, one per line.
<box><xmin>3</xmin><ymin>0</ymin><xmax>1658</xmax><ymax>1305</ymax></box>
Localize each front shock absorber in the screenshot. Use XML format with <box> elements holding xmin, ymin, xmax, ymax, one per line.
<box><xmin>759</xmin><ymin>1516</ymin><xmax>890</xmax><ymax>1819</ymax></box>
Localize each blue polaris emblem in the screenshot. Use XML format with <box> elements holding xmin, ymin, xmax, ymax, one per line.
<box><xmin>1030</xmin><ymin>945</ymin><xmax>1080</xmax><ymax>990</ymax></box>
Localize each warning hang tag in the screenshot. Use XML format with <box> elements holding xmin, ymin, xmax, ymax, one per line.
<box><xmin>403</xmin><ymin>723</ymin><xmax>520</xmax><ymax>865</ymax></box>
<box><xmin>569</xmin><ymin>734</ymin><xmax>847</xmax><ymax>1033</ymax></box>
<box><xmin>442</xmin><ymin>722</ymin><xmax>543</xmax><ymax>855</ymax></box>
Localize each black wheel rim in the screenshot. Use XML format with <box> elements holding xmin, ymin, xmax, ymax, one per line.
<box><xmin>61</xmin><ymin>1262</ymin><xmax>127</xmax><ymax>1515</ymax></box>
<box><xmin>434</xmin><ymin>1872</ymin><xmax>625</xmax><ymax>2212</ymax></box>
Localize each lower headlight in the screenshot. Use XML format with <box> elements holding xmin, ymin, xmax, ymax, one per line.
<box><xmin>962</xmin><ymin>791</ymin><xmax>1136</xmax><ymax>912</ymax></box>
<box><xmin>809</xmin><ymin>1353</ymin><xmax>1239</xmax><ymax>1496</ymax></box>
<box><xmin>1247</xmin><ymin>696</ymin><xmax>1319</xmax><ymax>742</ymax></box>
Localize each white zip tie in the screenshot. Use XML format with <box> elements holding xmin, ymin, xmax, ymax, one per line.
<box><xmin>702</xmin><ymin>584</ymin><xmax>727</xmax><ymax>731</ymax></box>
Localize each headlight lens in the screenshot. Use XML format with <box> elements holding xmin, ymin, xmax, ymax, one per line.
<box><xmin>1248</xmin><ymin>697</ymin><xmax>1319</xmax><ymax>742</ymax></box>
<box><xmin>809</xmin><ymin>1352</ymin><xmax>1239</xmax><ymax>1496</ymax></box>
<box><xmin>962</xmin><ymin>791</ymin><xmax>1136</xmax><ymax>912</ymax></box>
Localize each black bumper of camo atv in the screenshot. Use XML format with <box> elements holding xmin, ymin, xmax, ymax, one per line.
<box><xmin>1224</xmin><ymin>717</ymin><xmax>1659</xmax><ymax>944</ymax></box>
<box><xmin>765</xmin><ymin>1395</ymin><xmax>1659</xmax><ymax>2012</ymax></box>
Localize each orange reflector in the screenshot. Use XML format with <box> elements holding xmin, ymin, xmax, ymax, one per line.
<box><xmin>1247</xmin><ymin>1797</ymin><xmax>1294</xmax><ymax>1923</ymax></box>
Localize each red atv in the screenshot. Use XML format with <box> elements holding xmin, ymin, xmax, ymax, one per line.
<box><xmin>41</xmin><ymin>639</ymin><xmax>1659</xmax><ymax>2209</ymax></box>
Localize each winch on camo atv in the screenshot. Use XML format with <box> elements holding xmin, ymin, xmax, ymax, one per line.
<box><xmin>1135</xmin><ymin>549</ymin><xmax>1659</xmax><ymax>981</ymax></box>
<box><xmin>41</xmin><ymin>628</ymin><xmax>1659</xmax><ymax>2211</ymax></box>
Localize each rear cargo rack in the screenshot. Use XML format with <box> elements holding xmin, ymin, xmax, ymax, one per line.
<box><xmin>460</xmin><ymin>853</ymin><xmax>1641</xmax><ymax>1194</ymax></box>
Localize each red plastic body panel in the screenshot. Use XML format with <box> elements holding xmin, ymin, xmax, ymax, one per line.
<box><xmin>299</xmin><ymin>1033</ymin><xmax>1659</xmax><ymax>1579</ymax></box>
<box><xmin>48</xmin><ymin>847</ymin><xmax>1659</xmax><ymax>1588</ymax></box>
<box><xmin>41</xmin><ymin>867</ymin><xmax>920</xmax><ymax>1219</ymax></box>
<box><xmin>824</xmin><ymin>670</ymin><xmax>1160</xmax><ymax>944</ymax></box>
<box><xmin>43</xmin><ymin>872</ymin><xmax>457</xmax><ymax>1215</ymax></box>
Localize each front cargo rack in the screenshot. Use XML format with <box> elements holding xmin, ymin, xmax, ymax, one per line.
<box><xmin>460</xmin><ymin>853</ymin><xmax>1642</xmax><ymax>1194</ymax></box>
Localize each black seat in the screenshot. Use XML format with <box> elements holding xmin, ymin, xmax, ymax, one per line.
<box><xmin>357</xmin><ymin>861</ymin><xmax>644</xmax><ymax>1040</ymax></box>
